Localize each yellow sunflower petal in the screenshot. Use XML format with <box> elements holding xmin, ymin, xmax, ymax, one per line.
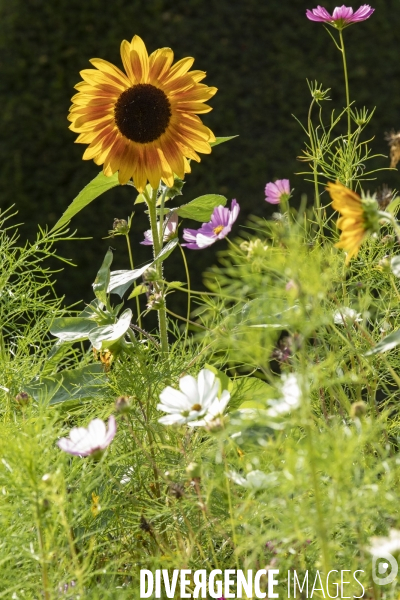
<box><xmin>120</xmin><ymin>40</ymin><xmax>137</xmax><ymax>83</ymax></box>
<box><xmin>89</xmin><ymin>58</ymin><xmax>131</xmax><ymax>87</ymax></box>
<box><xmin>130</xmin><ymin>35</ymin><xmax>149</xmax><ymax>83</ymax></box>
<box><xmin>149</xmin><ymin>48</ymin><xmax>174</xmax><ymax>82</ymax></box>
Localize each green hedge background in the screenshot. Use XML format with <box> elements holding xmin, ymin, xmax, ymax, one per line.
<box><xmin>0</xmin><ymin>0</ymin><xmax>399</xmax><ymax>307</ymax></box>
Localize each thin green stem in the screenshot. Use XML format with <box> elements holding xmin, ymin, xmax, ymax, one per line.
<box><xmin>144</xmin><ymin>186</ymin><xmax>169</xmax><ymax>354</ymax></box>
<box><xmin>125</xmin><ymin>233</ymin><xmax>142</xmax><ymax>333</ymax></box>
<box><xmin>179</xmin><ymin>244</ymin><xmax>191</xmax><ymax>342</ymax></box>
<box><xmin>339</xmin><ymin>30</ymin><xmax>351</xmax><ymax>145</ymax></box>
<box><xmin>35</xmin><ymin>497</ymin><xmax>50</xmax><ymax>600</ymax></box>
<box><xmin>307</xmin><ymin>98</ymin><xmax>321</xmax><ymax>213</ymax></box>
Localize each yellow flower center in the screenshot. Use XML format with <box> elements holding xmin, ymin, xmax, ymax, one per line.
<box><xmin>191</xmin><ymin>403</ymin><xmax>202</xmax><ymax>411</ymax></box>
<box><xmin>213</xmin><ymin>225</ymin><xmax>224</xmax><ymax>235</ymax></box>
<box><xmin>114</xmin><ymin>83</ymin><xmax>172</xmax><ymax>144</ymax></box>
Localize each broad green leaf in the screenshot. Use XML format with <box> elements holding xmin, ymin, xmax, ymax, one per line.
<box><xmin>177</xmin><ymin>194</ymin><xmax>227</xmax><ymax>222</ymax></box>
<box><xmin>93</xmin><ymin>249</ymin><xmax>113</xmax><ymax>304</ymax></box>
<box><xmin>51</xmin><ymin>172</ymin><xmax>120</xmax><ymax>232</ymax></box>
<box><xmin>134</xmin><ymin>184</ymin><xmax>152</xmax><ymax>205</ymax></box>
<box><xmin>25</xmin><ymin>364</ymin><xmax>107</xmax><ymax>406</ymax></box>
<box><xmin>153</xmin><ymin>238</ymin><xmax>178</xmax><ymax>263</ymax></box>
<box><xmin>162</xmin><ymin>178</ymin><xmax>185</xmax><ymax>200</ymax></box>
<box><xmin>365</xmin><ymin>329</ymin><xmax>400</xmax><ymax>356</ymax></box>
<box><xmin>49</xmin><ymin>317</ymin><xmax>97</xmax><ymax>342</ymax></box>
<box><xmin>391</xmin><ymin>256</ymin><xmax>400</xmax><ymax>277</ymax></box>
<box><xmin>210</xmin><ymin>136</ymin><xmax>238</xmax><ymax>147</ymax></box>
<box><xmin>79</xmin><ymin>298</ymin><xmax>104</xmax><ymax>317</ymax></box>
<box><xmin>231</xmin><ymin>377</ymin><xmax>272</xmax><ymax>411</ymax></box>
<box><xmin>109</xmin><ymin>241</ymin><xmax>178</xmax><ymax>298</ymax></box>
<box><xmin>204</xmin><ymin>364</ymin><xmax>232</xmax><ymax>395</ymax></box>
<box><xmin>40</xmin><ymin>341</ymin><xmax>77</xmax><ymax>377</ymax></box>
<box><xmin>108</xmin><ymin>263</ymin><xmax>152</xmax><ymax>297</ymax></box>
<box><xmin>88</xmin><ymin>308</ymin><xmax>132</xmax><ymax>351</ymax></box>
<box><xmin>128</xmin><ymin>284</ymin><xmax>148</xmax><ymax>299</ymax></box>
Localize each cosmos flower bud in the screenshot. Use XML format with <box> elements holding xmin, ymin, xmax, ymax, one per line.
<box><xmin>350</xmin><ymin>401</ymin><xmax>367</xmax><ymax>419</ymax></box>
<box><xmin>15</xmin><ymin>391</ymin><xmax>30</xmax><ymax>407</ymax></box>
<box><xmin>115</xmin><ymin>395</ymin><xmax>130</xmax><ymax>413</ymax></box>
<box><xmin>112</xmin><ymin>218</ymin><xmax>130</xmax><ymax>235</ymax></box>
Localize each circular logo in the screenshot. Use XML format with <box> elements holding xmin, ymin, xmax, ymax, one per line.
<box><xmin>372</xmin><ymin>552</ymin><xmax>398</xmax><ymax>585</ymax></box>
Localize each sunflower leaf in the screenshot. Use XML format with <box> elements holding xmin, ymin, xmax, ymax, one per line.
<box><xmin>51</xmin><ymin>171</ymin><xmax>120</xmax><ymax>232</ymax></box>
<box><xmin>49</xmin><ymin>317</ymin><xmax>98</xmax><ymax>342</ymax></box>
<box><xmin>391</xmin><ymin>256</ymin><xmax>400</xmax><ymax>277</ymax></box>
<box><xmin>93</xmin><ymin>248</ymin><xmax>113</xmax><ymax>305</ymax></box>
<box><xmin>108</xmin><ymin>263</ymin><xmax>152</xmax><ymax>297</ymax></box>
<box><xmin>365</xmin><ymin>329</ymin><xmax>400</xmax><ymax>355</ymax></box>
<box><xmin>128</xmin><ymin>284</ymin><xmax>148</xmax><ymax>299</ymax></box>
<box><xmin>210</xmin><ymin>136</ymin><xmax>239</xmax><ymax>147</ymax></box>
<box><xmin>153</xmin><ymin>238</ymin><xmax>178</xmax><ymax>263</ymax></box>
<box><xmin>88</xmin><ymin>308</ymin><xmax>132</xmax><ymax>351</ymax></box>
<box><xmin>177</xmin><ymin>195</ymin><xmax>227</xmax><ymax>222</ymax></box>
<box><xmin>25</xmin><ymin>364</ymin><xmax>107</xmax><ymax>406</ymax></box>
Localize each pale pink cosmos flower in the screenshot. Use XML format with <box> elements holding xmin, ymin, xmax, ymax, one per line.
<box><xmin>182</xmin><ymin>200</ymin><xmax>240</xmax><ymax>250</ymax></box>
<box><xmin>57</xmin><ymin>416</ymin><xmax>117</xmax><ymax>457</ymax></box>
<box><xmin>306</xmin><ymin>5</ymin><xmax>374</xmax><ymax>28</ymax></box>
<box><xmin>141</xmin><ymin>212</ymin><xmax>178</xmax><ymax>246</ymax></box>
<box><xmin>265</xmin><ymin>179</ymin><xmax>291</xmax><ymax>205</ymax></box>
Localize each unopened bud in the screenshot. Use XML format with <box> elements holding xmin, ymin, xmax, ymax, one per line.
<box><xmin>15</xmin><ymin>392</ymin><xmax>30</xmax><ymax>407</ymax></box>
<box><xmin>115</xmin><ymin>395</ymin><xmax>130</xmax><ymax>413</ymax></box>
<box><xmin>350</xmin><ymin>401</ymin><xmax>367</xmax><ymax>419</ymax></box>
<box><xmin>112</xmin><ymin>218</ymin><xmax>130</xmax><ymax>235</ymax></box>
<box><xmin>147</xmin><ymin>292</ymin><xmax>164</xmax><ymax>310</ymax></box>
<box><xmin>143</xmin><ymin>266</ymin><xmax>159</xmax><ymax>282</ymax></box>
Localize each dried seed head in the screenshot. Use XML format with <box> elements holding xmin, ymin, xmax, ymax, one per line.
<box><xmin>376</xmin><ymin>184</ymin><xmax>393</xmax><ymax>210</ymax></box>
<box><xmin>169</xmin><ymin>482</ymin><xmax>185</xmax><ymax>500</ymax></box>
<box><xmin>139</xmin><ymin>515</ymin><xmax>152</xmax><ymax>533</ymax></box>
<box><xmin>385</xmin><ymin>130</ymin><xmax>400</xmax><ymax>168</ymax></box>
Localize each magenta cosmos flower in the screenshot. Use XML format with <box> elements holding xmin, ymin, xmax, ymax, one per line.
<box><xmin>306</xmin><ymin>5</ymin><xmax>374</xmax><ymax>28</ymax></box>
<box><xmin>57</xmin><ymin>416</ymin><xmax>117</xmax><ymax>457</ymax></box>
<box><xmin>141</xmin><ymin>212</ymin><xmax>178</xmax><ymax>246</ymax></box>
<box><xmin>265</xmin><ymin>179</ymin><xmax>291</xmax><ymax>205</ymax></box>
<box><xmin>182</xmin><ymin>200</ymin><xmax>240</xmax><ymax>250</ymax></box>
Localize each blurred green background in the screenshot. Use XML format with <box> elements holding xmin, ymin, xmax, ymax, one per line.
<box><xmin>0</xmin><ymin>0</ymin><xmax>399</xmax><ymax>309</ymax></box>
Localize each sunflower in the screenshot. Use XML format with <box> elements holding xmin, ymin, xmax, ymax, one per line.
<box><xmin>327</xmin><ymin>181</ymin><xmax>380</xmax><ymax>264</ymax></box>
<box><xmin>68</xmin><ymin>35</ymin><xmax>217</xmax><ymax>191</ymax></box>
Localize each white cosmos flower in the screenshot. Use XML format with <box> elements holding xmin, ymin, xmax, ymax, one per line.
<box><xmin>369</xmin><ymin>529</ymin><xmax>400</xmax><ymax>557</ymax></box>
<box><xmin>229</xmin><ymin>470</ymin><xmax>277</xmax><ymax>490</ymax></box>
<box><xmin>57</xmin><ymin>416</ymin><xmax>116</xmax><ymax>457</ymax></box>
<box><xmin>158</xmin><ymin>369</ymin><xmax>229</xmax><ymax>426</ymax></box>
<box><xmin>267</xmin><ymin>373</ymin><xmax>302</xmax><ymax>417</ymax></box>
<box><xmin>188</xmin><ymin>390</ymin><xmax>230</xmax><ymax>427</ymax></box>
<box><xmin>333</xmin><ymin>307</ymin><xmax>362</xmax><ymax>325</ymax></box>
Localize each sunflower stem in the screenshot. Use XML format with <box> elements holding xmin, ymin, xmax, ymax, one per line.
<box><xmin>125</xmin><ymin>232</ymin><xmax>142</xmax><ymax>335</ymax></box>
<box><xmin>145</xmin><ymin>186</ymin><xmax>169</xmax><ymax>354</ymax></box>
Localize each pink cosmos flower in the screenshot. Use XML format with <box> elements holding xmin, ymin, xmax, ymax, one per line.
<box><xmin>306</xmin><ymin>5</ymin><xmax>374</xmax><ymax>28</ymax></box>
<box><xmin>182</xmin><ymin>199</ymin><xmax>240</xmax><ymax>250</ymax></box>
<box><xmin>57</xmin><ymin>416</ymin><xmax>117</xmax><ymax>457</ymax></box>
<box><xmin>265</xmin><ymin>179</ymin><xmax>291</xmax><ymax>205</ymax></box>
<box><xmin>141</xmin><ymin>212</ymin><xmax>178</xmax><ymax>246</ymax></box>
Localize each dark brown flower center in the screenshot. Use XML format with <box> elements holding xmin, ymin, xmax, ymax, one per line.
<box><xmin>114</xmin><ymin>83</ymin><xmax>172</xmax><ymax>144</ymax></box>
